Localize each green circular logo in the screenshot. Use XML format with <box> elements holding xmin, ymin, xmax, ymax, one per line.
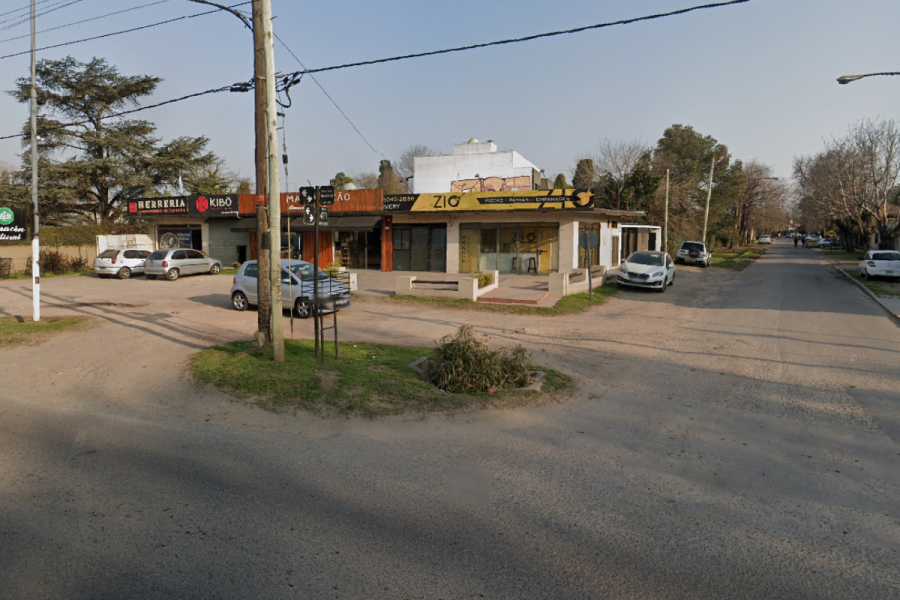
<box><xmin>0</xmin><ymin>208</ymin><xmax>14</xmax><ymax>226</ymax></box>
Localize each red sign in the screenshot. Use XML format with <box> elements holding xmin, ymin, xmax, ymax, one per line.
<box><xmin>195</xmin><ymin>196</ymin><xmax>209</xmax><ymax>213</ymax></box>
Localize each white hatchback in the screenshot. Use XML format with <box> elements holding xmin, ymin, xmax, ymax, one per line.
<box><xmin>93</xmin><ymin>248</ymin><xmax>152</xmax><ymax>279</ymax></box>
<box><xmin>858</xmin><ymin>250</ymin><xmax>900</xmax><ymax>280</ymax></box>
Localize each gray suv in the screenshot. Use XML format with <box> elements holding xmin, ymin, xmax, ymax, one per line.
<box><xmin>675</xmin><ymin>241</ymin><xmax>712</xmax><ymax>267</ymax></box>
<box><xmin>144</xmin><ymin>249</ymin><xmax>222</xmax><ymax>281</ymax></box>
<box><xmin>230</xmin><ymin>259</ymin><xmax>351</xmax><ymax>318</ymax></box>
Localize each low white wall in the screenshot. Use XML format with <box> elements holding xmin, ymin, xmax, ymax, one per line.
<box><xmin>549</xmin><ymin>267</ymin><xmax>607</xmax><ymax>297</ymax></box>
<box><xmin>395</xmin><ymin>270</ymin><xmax>498</xmax><ymax>301</ymax></box>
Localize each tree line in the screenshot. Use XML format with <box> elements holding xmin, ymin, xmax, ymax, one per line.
<box><xmin>794</xmin><ymin>118</ymin><xmax>900</xmax><ymax>251</ymax></box>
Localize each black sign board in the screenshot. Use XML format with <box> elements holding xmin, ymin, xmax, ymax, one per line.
<box><xmin>319</xmin><ymin>185</ymin><xmax>335</xmax><ymax>206</ymax></box>
<box><xmin>303</xmin><ymin>205</ymin><xmax>316</xmax><ymax>225</ymax></box>
<box><xmin>0</xmin><ymin>205</ymin><xmax>27</xmax><ymax>242</ymax></box>
<box><xmin>299</xmin><ymin>186</ymin><xmax>316</xmax><ymax>205</ymax></box>
<box><xmin>318</xmin><ymin>206</ymin><xmax>329</xmax><ymax>225</ymax></box>
<box><xmin>189</xmin><ymin>194</ymin><xmax>239</xmax><ymax>216</ymax></box>
<box><xmin>383</xmin><ymin>194</ymin><xmax>418</xmax><ymax>213</ymax></box>
<box><xmin>128</xmin><ymin>196</ymin><xmax>189</xmax><ymax>216</ymax></box>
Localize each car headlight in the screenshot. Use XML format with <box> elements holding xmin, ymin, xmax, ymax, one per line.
<box><xmin>651</xmin><ymin>271</ymin><xmax>664</xmax><ymax>278</ymax></box>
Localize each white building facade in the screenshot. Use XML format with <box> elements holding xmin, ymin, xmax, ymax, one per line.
<box><xmin>412</xmin><ymin>139</ymin><xmax>542</xmax><ymax>194</ymax></box>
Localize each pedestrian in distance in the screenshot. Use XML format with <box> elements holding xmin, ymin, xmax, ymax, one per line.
<box><xmin>794</xmin><ymin>236</ymin><xmax>799</xmax><ymax>248</ymax></box>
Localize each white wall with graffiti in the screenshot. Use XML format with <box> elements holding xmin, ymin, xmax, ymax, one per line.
<box><xmin>412</xmin><ymin>138</ymin><xmax>541</xmax><ymax>194</ymax></box>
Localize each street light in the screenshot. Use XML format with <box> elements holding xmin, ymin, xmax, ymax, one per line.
<box><xmin>837</xmin><ymin>72</ymin><xmax>900</xmax><ymax>85</ymax></box>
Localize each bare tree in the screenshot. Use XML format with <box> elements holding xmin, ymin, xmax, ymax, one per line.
<box><xmin>354</xmin><ymin>172</ymin><xmax>379</xmax><ymax>190</ymax></box>
<box><xmin>396</xmin><ymin>144</ymin><xmax>434</xmax><ymax>181</ymax></box>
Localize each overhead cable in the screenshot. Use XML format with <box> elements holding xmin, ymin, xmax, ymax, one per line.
<box><xmin>274</xmin><ymin>32</ymin><xmax>383</xmax><ymax>158</ymax></box>
<box><xmin>1</xmin><ymin>0</ymin><xmax>88</xmax><ymax>31</ymax></box>
<box><xmin>0</xmin><ymin>0</ymin><xmax>55</xmax><ymax>20</ymax></box>
<box><xmin>0</xmin><ymin>1</ymin><xmax>250</xmax><ymax>60</ymax></box>
<box><xmin>294</xmin><ymin>0</ymin><xmax>752</xmax><ymax>76</ymax></box>
<box><xmin>0</xmin><ymin>0</ymin><xmax>173</xmax><ymax>44</ymax></box>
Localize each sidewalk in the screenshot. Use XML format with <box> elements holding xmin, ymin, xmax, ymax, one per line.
<box><xmin>831</xmin><ymin>263</ymin><xmax>900</xmax><ymax>320</ymax></box>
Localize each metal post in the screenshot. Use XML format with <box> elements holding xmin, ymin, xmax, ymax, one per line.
<box><xmin>663</xmin><ymin>169</ymin><xmax>669</xmax><ymax>254</ymax></box>
<box><xmin>333</xmin><ymin>310</ymin><xmax>338</xmax><ymax>360</ymax></box>
<box><xmin>702</xmin><ymin>155</ymin><xmax>715</xmax><ymax>246</ymax></box>
<box><xmin>261</xmin><ymin>0</ymin><xmax>283</xmax><ymax>362</ymax></box>
<box><xmin>30</xmin><ymin>0</ymin><xmax>40</xmax><ymax>322</ymax></box>
<box><xmin>313</xmin><ymin>187</ymin><xmax>320</xmax><ymax>360</ymax></box>
<box><xmin>587</xmin><ymin>247</ymin><xmax>593</xmax><ymax>301</ymax></box>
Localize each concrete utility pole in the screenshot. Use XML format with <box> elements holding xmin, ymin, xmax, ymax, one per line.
<box><xmin>663</xmin><ymin>169</ymin><xmax>669</xmax><ymax>254</ymax></box>
<box><xmin>30</xmin><ymin>0</ymin><xmax>40</xmax><ymax>322</ymax></box>
<box><xmin>260</xmin><ymin>0</ymin><xmax>284</xmax><ymax>362</ymax></box>
<box><xmin>702</xmin><ymin>155</ymin><xmax>715</xmax><ymax>246</ymax></box>
<box><xmin>252</xmin><ymin>0</ymin><xmax>271</xmax><ymax>347</ymax></box>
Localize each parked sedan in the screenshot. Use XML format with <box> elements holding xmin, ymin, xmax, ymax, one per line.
<box><xmin>144</xmin><ymin>249</ymin><xmax>222</xmax><ymax>281</ymax></box>
<box><xmin>617</xmin><ymin>251</ymin><xmax>675</xmax><ymax>293</ymax></box>
<box><xmin>93</xmin><ymin>248</ymin><xmax>152</xmax><ymax>279</ymax></box>
<box><xmin>858</xmin><ymin>250</ymin><xmax>900</xmax><ymax>280</ymax></box>
<box><xmin>758</xmin><ymin>235</ymin><xmax>771</xmax><ymax>244</ymax></box>
<box><xmin>230</xmin><ymin>259</ymin><xmax>351</xmax><ymax>317</ymax></box>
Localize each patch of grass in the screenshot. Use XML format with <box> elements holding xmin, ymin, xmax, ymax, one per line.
<box><xmin>0</xmin><ymin>316</ymin><xmax>90</xmax><ymax>347</ymax></box>
<box><xmin>845</xmin><ymin>270</ymin><xmax>900</xmax><ymax>298</ymax></box>
<box><xmin>388</xmin><ymin>285</ymin><xmax>617</xmax><ymax>316</ymax></box>
<box><xmin>190</xmin><ymin>339</ymin><xmax>570</xmax><ymax>417</ymax></box>
<box><xmin>816</xmin><ymin>249</ymin><xmax>864</xmax><ymax>265</ymax></box>
<box><xmin>709</xmin><ymin>247</ymin><xmax>766</xmax><ymax>269</ymax></box>
<box><xmin>219</xmin><ymin>268</ymin><xmax>238</xmax><ymax>276</ymax></box>
<box><xmin>532</xmin><ymin>365</ymin><xmax>572</xmax><ymax>392</ymax></box>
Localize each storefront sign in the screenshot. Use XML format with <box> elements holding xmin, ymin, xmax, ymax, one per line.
<box><xmin>157</xmin><ymin>228</ymin><xmax>194</xmax><ymax>249</ymax></box>
<box><xmin>0</xmin><ymin>206</ymin><xmax>26</xmax><ymax>241</ymax></box>
<box><xmin>284</xmin><ymin>189</ymin><xmax>382</xmax><ymax>214</ymax></box>
<box><xmin>128</xmin><ymin>197</ymin><xmax>189</xmax><ymax>216</ymax></box>
<box><xmin>190</xmin><ymin>194</ymin><xmax>239</xmax><ymax>216</ymax></box>
<box><xmin>385</xmin><ymin>189</ymin><xmax>595</xmax><ymax>213</ymax></box>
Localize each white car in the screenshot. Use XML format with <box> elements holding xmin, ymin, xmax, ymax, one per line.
<box><xmin>93</xmin><ymin>248</ymin><xmax>152</xmax><ymax>279</ymax></box>
<box><xmin>675</xmin><ymin>241</ymin><xmax>711</xmax><ymax>267</ymax></box>
<box><xmin>758</xmin><ymin>235</ymin><xmax>771</xmax><ymax>244</ymax></box>
<box><xmin>617</xmin><ymin>251</ymin><xmax>676</xmax><ymax>293</ymax></box>
<box><xmin>858</xmin><ymin>250</ymin><xmax>900</xmax><ymax>280</ymax></box>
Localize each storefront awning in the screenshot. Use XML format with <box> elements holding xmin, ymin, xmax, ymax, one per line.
<box><xmin>288</xmin><ymin>216</ymin><xmax>381</xmax><ymax>232</ymax></box>
<box><xmin>230</xmin><ymin>216</ymin><xmax>381</xmax><ymax>232</ymax></box>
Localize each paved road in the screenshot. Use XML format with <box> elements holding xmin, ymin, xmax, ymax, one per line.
<box><xmin>1</xmin><ymin>241</ymin><xmax>898</xmax><ymax>599</ymax></box>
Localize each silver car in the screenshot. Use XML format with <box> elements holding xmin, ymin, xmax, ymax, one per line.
<box><xmin>230</xmin><ymin>259</ymin><xmax>351</xmax><ymax>318</ymax></box>
<box><xmin>93</xmin><ymin>248</ymin><xmax>152</xmax><ymax>279</ymax></box>
<box><xmin>675</xmin><ymin>241</ymin><xmax>712</xmax><ymax>267</ymax></box>
<box><xmin>144</xmin><ymin>249</ymin><xmax>223</xmax><ymax>281</ymax></box>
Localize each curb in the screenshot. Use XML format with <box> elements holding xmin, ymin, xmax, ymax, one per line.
<box><xmin>830</xmin><ymin>265</ymin><xmax>900</xmax><ymax>324</ymax></box>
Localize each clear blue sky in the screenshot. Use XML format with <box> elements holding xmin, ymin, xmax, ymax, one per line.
<box><xmin>1</xmin><ymin>0</ymin><xmax>898</xmax><ymax>189</ymax></box>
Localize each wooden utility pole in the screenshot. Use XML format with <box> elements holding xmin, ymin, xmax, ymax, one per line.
<box><xmin>252</xmin><ymin>0</ymin><xmax>271</xmax><ymax>347</ymax></box>
<box><xmin>663</xmin><ymin>169</ymin><xmax>669</xmax><ymax>255</ymax></box>
<box><xmin>702</xmin><ymin>155</ymin><xmax>715</xmax><ymax>246</ymax></box>
<box><xmin>261</xmin><ymin>0</ymin><xmax>284</xmax><ymax>362</ymax></box>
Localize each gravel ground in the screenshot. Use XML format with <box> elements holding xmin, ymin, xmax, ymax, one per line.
<box><xmin>0</xmin><ymin>240</ymin><xmax>898</xmax><ymax>599</ymax></box>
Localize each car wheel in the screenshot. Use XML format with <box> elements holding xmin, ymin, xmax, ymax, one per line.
<box><xmin>117</xmin><ymin>267</ymin><xmax>131</xmax><ymax>280</ymax></box>
<box><xmin>668</xmin><ymin>273</ymin><xmax>675</xmax><ymax>286</ymax></box>
<box><xmin>232</xmin><ymin>291</ymin><xmax>249</xmax><ymax>311</ymax></box>
<box><xmin>700</xmin><ymin>260</ymin><xmax>708</xmax><ymax>268</ymax></box>
<box><xmin>146</xmin><ymin>274</ymin><xmax>157</xmax><ymax>280</ymax></box>
<box><xmin>209</xmin><ymin>263</ymin><xmax>221</xmax><ymax>275</ymax></box>
<box><xmin>657</xmin><ymin>279</ymin><xmax>667</xmax><ymax>293</ymax></box>
<box><xmin>294</xmin><ymin>297</ymin><xmax>312</xmax><ymax>319</ymax></box>
<box><xmin>166</xmin><ymin>269</ymin><xmax>179</xmax><ymax>281</ymax></box>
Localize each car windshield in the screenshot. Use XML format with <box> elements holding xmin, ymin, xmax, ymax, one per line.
<box><xmin>680</xmin><ymin>242</ymin><xmax>704</xmax><ymax>251</ymax></box>
<box><xmin>872</xmin><ymin>252</ymin><xmax>900</xmax><ymax>261</ymax></box>
<box><xmin>148</xmin><ymin>251</ymin><xmax>167</xmax><ymax>260</ymax></box>
<box><xmin>287</xmin><ymin>263</ymin><xmax>329</xmax><ymax>280</ymax></box>
<box><xmin>98</xmin><ymin>249</ymin><xmax>118</xmax><ymax>258</ymax></box>
<box><xmin>627</xmin><ymin>252</ymin><xmax>665</xmax><ymax>266</ymax></box>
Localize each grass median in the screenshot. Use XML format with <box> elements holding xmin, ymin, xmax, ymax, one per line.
<box><xmin>191</xmin><ymin>339</ymin><xmax>571</xmax><ymax>417</ymax></box>
<box><xmin>709</xmin><ymin>246</ymin><xmax>767</xmax><ymax>269</ymax></box>
<box><xmin>0</xmin><ymin>316</ymin><xmax>90</xmax><ymax>347</ymax></box>
<box><xmin>388</xmin><ymin>286</ymin><xmax>617</xmax><ymax>316</ymax></box>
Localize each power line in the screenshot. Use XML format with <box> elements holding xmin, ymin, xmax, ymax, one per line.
<box><xmin>0</xmin><ymin>0</ymin><xmax>55</xmax><ymax>20</ymax></box>
<box><xmin>0</xmin><ymin>79</ymin><xmax>253</xmax><ymax>141</ymax></box>
<box><xmin>0</xmin><ymin>0</ymin><xmax>88</xmax><ymax>31</ymax></box>
<box><xmin>0</xmin><ymin>1</ymin><xmax>251</xmax><ymax>60</ymax></box>
<box><xmin>0</xmin><ymin>0</ymin><xmax>174</xmax><ymax>45</ymax></box>
<box><xmin>274</xmin><ymin>32</ymin><xmax>383</xmax><ymax>158</ymax></box>
<box><xmin>295</xmin><ymin>0</ymin><xmax>752</xmax><ymax>76</ymax></box>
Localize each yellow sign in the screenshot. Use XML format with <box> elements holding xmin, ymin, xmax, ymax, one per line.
<box><xmin>826</xmin><ymin>230</ymin><xmax>836</xmax><ymax>238</ymax></box>
<box><xmin>384</xmin><ymin>189</ymin><xmax>595</xmax><ymax>213</ymax></box>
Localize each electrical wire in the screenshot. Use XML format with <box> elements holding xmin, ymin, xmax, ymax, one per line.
<box><xmin>294</xmin><ymin>0</ymin><xmax>752</xmax><ymax>76</ymax></box>
<box><xmin>1</xmin><ymin>0</ymin><xmax>88</xmax><ymax>31</ymax></box>
<box><xmin>0</xmin><ymin>79</ymin><xmax>253</xmax><ymax>141</ymax></box>
<box><xmin>0</xmin><ymin>0</ymin><xmax>55</xmax><ymax>21</ymax></box>
<box><xmin>274</xmin><ymin>32</ymin><xmax>383</xmax><ymax>158</ymax></box>
<box><xmin>0</xmin><ymin>1</ymin><xmax>251</xmax><ymax>60</ymax></box>
<box><xmin>0</xmin><ymin>0</ymin><xmax>174</xmax><ymax>45</ymax></box>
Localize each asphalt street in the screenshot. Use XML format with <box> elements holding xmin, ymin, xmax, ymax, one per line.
<box><xmin>1</xmin><ymin>240</ymin><xmax>898</xmax><ymax>599</ymax></box>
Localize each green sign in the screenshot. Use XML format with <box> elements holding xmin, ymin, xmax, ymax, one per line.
<box><xmin>0</xmin><ymin>207</ymin><xmax>14</xmax><ymax>225</ymax></box>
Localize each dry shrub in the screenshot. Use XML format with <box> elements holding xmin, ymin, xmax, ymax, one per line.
<box><xmin>68</xmin><ymin>255</ymin><xmax>90</xmax><ymax>271</ymax></box>
<box><xmin>429</xmin><ymin>326</ymin><xmax>532</xmax><ymax>393</ymax></box>
<box><xmin>38</xmin><ymin>250</ymin><xmax>70</xmax><ymax>274</ymax></box>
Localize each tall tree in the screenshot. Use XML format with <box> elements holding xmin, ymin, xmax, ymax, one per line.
<box><xmin>354</xmin><ymin>172</ymin><xmax>378</xmax><ymax>190</ymax></box>
<box><xmin>572</xmin><ymin>158</ymin><xmax>596</xmax><ymax>189</ymax></box>
<box><xmin>377</xmin><ymin>159</ymin><xmax>405</xmax><ymax>194</ymax></box>
<box><xmin>8</xmin><ymin>56</ymin><xmax>220</xmax><ymax>224</ymax></box>
<box><xmin>553</xmin><ymin>173</ymin><xmax>570</xmax><ymax>189</ymax></box>
<box><xmin>329</xmin><ymin>172</ymin><xmax>353</xmax><ymax>190</ymax></box>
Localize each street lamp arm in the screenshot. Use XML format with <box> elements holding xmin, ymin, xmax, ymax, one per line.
<box><xmin>837</xmin><ymin>72</ymin><xmax>900</xmax><ymax>85</ymax></box>
<box><xmin>186</xmin><ymin>0</ymin><xmax>251</xmax><ymax>30</ymax></box>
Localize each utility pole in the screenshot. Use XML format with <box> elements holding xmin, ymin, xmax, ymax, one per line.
<box><xmin>30</xmin><ymin>0</ymin><xmax>40</xmax><ymax>322</ymax></box>
<box><xmin>261</xmin><ymin>0</ymin><xmax>284</xmax><ymax>362</ymax></box>
<box><xmin>702</xmin><ymin>154</ymin><xmax>715</xmax><ymax>246</ymax></box>
<box><xmin>663</xmin><ymin>169</ymin><xmax>669</xmax><ymax>255</ymax></box>
<box><xmin>251</xmin><ymin>0</ymin><xmax>271</xmax><ymax>347</ymax></box>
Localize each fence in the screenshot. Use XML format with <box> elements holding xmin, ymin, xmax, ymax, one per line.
<box><xmin>0</xmin><ymin>244</ymin><xmax>97</xmax><ymax>275</ymax></box>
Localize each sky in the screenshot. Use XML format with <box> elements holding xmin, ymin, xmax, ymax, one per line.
<box><xmin>0</xmin><ymin>0</ymin><xmax>898</xmax><ymax>191</ymax></box>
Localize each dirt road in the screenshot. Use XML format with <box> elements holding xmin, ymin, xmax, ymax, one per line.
<box><xmin>1</xmin><ymin>241</ymin><xmax>898</xmax><ymax>599</ymax></box>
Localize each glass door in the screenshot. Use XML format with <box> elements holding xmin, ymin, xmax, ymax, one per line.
<box><xmin>410</xmin><ymin>227</ymin><xmax>430</xmax><ymax>271</ymax></box>
<box><xmin>519</xmin><ymin>226</ymin><xmax>539</xmax><ymax>274</ymax></box>
<box><xmin>429</xmin><ymin>226</ymin><xmax>446</xmax><ymax>272</ymax></box>
<box><xmin>538</xmin><ymin>225</ymin><xmax>559</xmax><ymax>273</ymax></box>
<box><xmin>498</xmin><ymin>227</ymin><xmax>518</xmax><ymax>273</ymax></box>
